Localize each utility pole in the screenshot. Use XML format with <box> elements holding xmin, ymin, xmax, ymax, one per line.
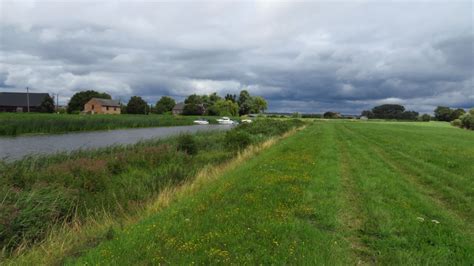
<box><xmin>26</xmin><ymin>87</ymin><xmax>30</xmax><ymax>113</ymax></box>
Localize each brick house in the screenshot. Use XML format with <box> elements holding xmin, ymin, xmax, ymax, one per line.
<box><xmin>84</xmin><ymin>98</ymin><xmax>121</xmax><ymax>114</ymax></box>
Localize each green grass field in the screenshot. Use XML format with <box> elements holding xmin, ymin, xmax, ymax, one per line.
<box><xmin>67</xmin><ymin>120</ymin><xmax>473</xmax><ymax>264</ymax></box>
<box><xmin>0</xmin><ymin>113</ymin><xmax>239</xmax><ymax>136</ymax></box>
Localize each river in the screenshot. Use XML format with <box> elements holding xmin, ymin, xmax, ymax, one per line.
<box><xmin>0</xmin><ymin>124</ymin><xmax>232</xmax><ymax>162</ymax></box>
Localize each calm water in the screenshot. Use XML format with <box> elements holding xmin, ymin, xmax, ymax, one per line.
<box><xmin>0</xmin><ymin>125</ymin><xmax>232</xmax><ymax>162</ymax></box>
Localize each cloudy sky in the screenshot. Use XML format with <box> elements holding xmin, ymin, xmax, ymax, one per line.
<box><xmin>1</xmin><ymin>0</ymin><xmax>472</xmax><ymax>114</ymax></box>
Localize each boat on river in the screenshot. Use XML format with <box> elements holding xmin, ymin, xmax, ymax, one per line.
<box><xmin>193</xmin><ymin>118</ymin><xmax>209</xmax><ymax>125</ymax></box>
<box><xmin>216</xmin><ymin>117</ymin><xmax>235</xmax><ymax>125</ymax></box>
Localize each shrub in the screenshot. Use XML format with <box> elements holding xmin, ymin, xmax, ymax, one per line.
<box><xmin>420</xmin><ymin>114</ymin><xmax>431</xmax><ymax>122</ymax></box>
<box><xmin>460</xmin><ymin>112</ymin><xmax>474</xmax><ymax>130</ymax></box>
<box><xmin>451</xmin><ymin>119</ymin><xmax>462</xmax><ymax>127</ymax></box>
<box><xmin>225</xmin><ymin>130</ymin><xmax>253</xmax><ymax>150</ymax></box>
<box><xmin>177</xmin><ymin>134</ymin><xmax>198</xmax><ymax>155</ymax></box>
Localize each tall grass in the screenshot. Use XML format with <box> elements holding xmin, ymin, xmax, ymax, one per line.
<box><xmin>0</xmin><ymin>119</ymin><xmax>304</xmax><ymax>260</ymax></box>
<box><xmin>0</xmin><ymin>113</ymin><xmax>223</xmax><ymax>136</ymax></box>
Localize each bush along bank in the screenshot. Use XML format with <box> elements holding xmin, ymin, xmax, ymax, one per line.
<box><xmin>0</xmin><ymin>119</ymin><xmax>304</xmax><ymax>257</ymax></box>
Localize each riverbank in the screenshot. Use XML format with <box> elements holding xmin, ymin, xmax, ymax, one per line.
<box><xmin>0</xmin><ymin>113</ymin><xmax>240</xmax><ymax>136</ymax></box>
<box><xmin>0</xmin><ymin>119</ymin><xmax>304</xmax><ymax>262</ymax></box>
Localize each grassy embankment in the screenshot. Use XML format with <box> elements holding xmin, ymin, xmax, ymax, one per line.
<box><xmin>0</xmin><ymin>113</ymin><xmax>241</xmax><ymax>136</ymax></box>
<box><xmin>0</xmin><ymin>119</ymin><xmax>304</xmax><ymax>263</ymax></box>
<box><xmin>67</xmin><ymin>120</ymin><xmax>473</xmax><ymax>264</ymax></box>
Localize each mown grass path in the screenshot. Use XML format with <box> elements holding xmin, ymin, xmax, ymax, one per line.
<box><xmin>71</xmin><ymin>121</ymin><xmax>474</xmax><ymax>264</ymax></box>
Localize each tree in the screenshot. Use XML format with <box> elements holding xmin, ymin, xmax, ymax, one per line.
<box><xmin>184</xmin><ymin>94</ymin><xmax>203</xmax><ymax>105</ymax></box>
<box><xmin>459</xmin><ymin>109</ymin><xmax>474</xmax><ymax>130</ymax></box>
<box><xmin>323</xmin><ymin>112</ymin><xmax>340</xmax><ymax>119</ymax></box>
<box><xmin>400</xmin><ymin>111</ymin><xmax>419</xmax><ymax>120</ymax></box>
<box><xmin>209</xmin><ymin>92</ymin><xmax>221</xmax><ymax>104</ymax></box>
<box><xmin>126</xmin><ymin>96</ymin><xmax>148</xmax><ymax>114</ymax></box>
<box><xmin>225</xmin><ymin>94</ymin><xmax>237</xmax><ymax>103</ymax></box>
<box><xmin>450</xmin><ymin>108</ymin><xmax>466</xmax><ymax>121</ymax></box>
<box><xmin>183</xmin><ymin>104</ymin><xmax>205</xmax><ymax>115</ymax></box>
<box><xmin>420</xmin><ymin>114</ymin><xmax>431</xmax><ymax>122</ymax></box>
<box><xmin>198</xmin><ymin>93</ymin><xmax>221</xmax><ymax>111</ymax></box>
<box><xmin>434</xmin><ymin>106</ymin><xmax>453</xmax><ymax>122</ymax></box>
<box><xmin>209</xmin><ymin>100</ymin><xmax>239</xmax><ymax>116</ymax></box>
<box><xmin>252</xmin><ymin>96</ymin><xmax>268</xmax><ymax>113</ymax></box>
<box><xmin>183</xmin><ymin>94</ymin><xmax>205</xmax><ymax>115</ymax></box>
<box><xmin>154</xmin><ymin>96</ymin><xmax>176</xmax><ymax>114</ymax></box>
<box><xmin>67</xmin><ymin>90</ymin><xmax>111</xmax><ymax>113</ymax></box>
<box><xmin>372</xmin><ymin>104</ymin><xmax>405</xmax><ymax>119</ymax></box>
<box><xmin>361</xmin><ymin>110</ymin><xmax>374</xmax><ymax>118</ymax></box>
<box><xmin>238</xmin><ymin>90</ymin><xmax>252</xmax><ymax>115</ymax></box>
<box><xmin>39</xmin><ymin>94</ymin><xmax>55</xmax><ymax>113</ymax></box>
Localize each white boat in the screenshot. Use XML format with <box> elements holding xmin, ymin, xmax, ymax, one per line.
<box><xmin>216</xmin><ymin>117</ymin><xmax>234</xmax><ymax>124</ymax></box>
<box><xmin>193</xmin><ymin>119</ymin><xmax>209</xmax><ymax>125</ymax></box>
<box><xmin>241</xmin><ymin>119</ymin><xmax>252</xmax><ymax>124</ymax></box>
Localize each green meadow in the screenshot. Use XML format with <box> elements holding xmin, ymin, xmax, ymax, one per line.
<box><xmin>70</xmin><ymin>120</ymin><xmax>473</xmax><ymax>265</ymax></box>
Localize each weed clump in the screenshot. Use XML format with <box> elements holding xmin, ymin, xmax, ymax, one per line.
<box><xmin>177</xmin><ymin>134</ymin><xmax>198</xmax><ymax>155</ymax></box>
<box><xmin>451</xmin><ymin>119</ymin><xmax>462</xmax><ymax>127</ymax></box>
<box><xmin>225</xmin><ymin>130</ymin><xmax>252</xmax><ymax>150</ymax></box>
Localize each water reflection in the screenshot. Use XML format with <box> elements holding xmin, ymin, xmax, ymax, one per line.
<box><xmin>0</xmin><ymin>125</ymin><xmax>232</xmax><ymax>162</ymax></box>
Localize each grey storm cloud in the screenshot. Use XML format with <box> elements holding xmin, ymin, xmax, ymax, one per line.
<box><xmin>0</xmin><ymin>0</ymin><xmax>472</xmax><ymax>114</ymax></box>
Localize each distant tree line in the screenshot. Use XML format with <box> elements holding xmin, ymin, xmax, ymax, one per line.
<box><xmin>65</xmin><ymin>89</ymin><xmax>267</xmax><ymax>116</ymax></box>
<box><xmin>361</xmin><ymin>104</ymin><xmax>419</xmax><ymax>120</ymax></box>
<box><xmin>178</xmin><ymin>90</ymin><xmax>267</xmax><ymax>116</ymax></box>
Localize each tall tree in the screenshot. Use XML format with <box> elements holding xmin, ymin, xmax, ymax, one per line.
<box><xmin>225</xmin><ymin>94</ymin><xmax>237</xmax><ymax>103</ymax></box>
<box><xmin>183</xmin><ymin>94</ymin><xmax>205</xmax><ymax>115</ymax></box>
<box><xmin>372</xmin><ymin>104</ymin><xmax>405</xmax><ymax>119</ymax></box>
<box><xmin>209</xmin><ymin>92</ymin><xmax>221</xmax><ymax>104</ymax></box>
<box><xmin>361</xmin><ymin>110</ymin><xmax>374</xmax><ymax>118</ymax></box>
<box><xmin>252</xmin><ymin>96</ymin><xmax>268</xmax><ymax>113</ymax></box>
<box><xmin>208</xmin><ymin>99</ymin><xmax>239</xmax><ymax>116</ymax></box>
<box><xmin>434</xmin><ymin>106</ymin><xmax>453</xmax><ymax>122</ymax></box>
<box><xmin>154</xmin><ymin>96</ymin><xmax>176</xmax><ymax>114</ymax></box>
<box><xmin>39</xmin><ymin>94</ymin><xmax>55</xmax><ymax>113</ymax></box>
<box><xmin>450</xmin><ymin>108</ymin><xmax>466</xmax><ymax>121</ymax></box>
<box><xmin>238</xmin><ymin>90</ymin><xmax>252</xmax><ymax>115</ymax></box>
<box><xmin>67</xmin><ymin>90</ymin><xmax>111</xmax><ymax>113</ymax></box>
<box><xmin>126</xmin><ymin>96</ymin><xmax>148</xmax><ymax>114</ymax></box>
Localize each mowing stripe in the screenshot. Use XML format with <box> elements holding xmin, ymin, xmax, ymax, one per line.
<box><xmin>334</xmin><ymin>123</ymin><xmax>474</xmax><ymax>264</ymax></box>
<box><xmin>335</xmin><ymin>128</ymin><xmax>376</xmax><ymax>264</ymax></box>
<box><xmin>339</xmin><ymin>124</ymin><xmax>473</xmax><ymax>223</ymax></box>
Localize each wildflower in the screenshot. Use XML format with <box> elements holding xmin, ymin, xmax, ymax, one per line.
<box><xmin>416</xmin><ymin>217</ymin><xmax>425</xmax><ymax>222</ymax></box>
<box><xmin>431</xmin><ymin>219</ymin><xmax>440</xmax><ymax>224</ymax></box>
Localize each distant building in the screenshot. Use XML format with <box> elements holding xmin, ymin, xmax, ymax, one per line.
<box><xmin>0</xmin><ymin>92</ymin><xmax>50</xmax><ymax>112</ymax></box>
<box><xmin>360</xmin><ymin>116</ymin><xmax>368</xmax><ymax>120</ymax></box>
<box><xmin>172</xmin><ymin>102</ymin><xmax>185</xmax><ymax>115</ymax></box>
<box><xmin>84</xmin><ymin>98</ymin><xmax>120</xmax><ymax>114</ymax></box>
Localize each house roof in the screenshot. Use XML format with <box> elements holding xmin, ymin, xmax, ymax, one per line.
<box><xmin>0</xmin><ymin>92</ymin><xmax>49</xmax><ymax>107</ymax></box>
<box><xmin>88</xmin><ymin>98</ymin><xmax>120</xmax><ymax>107</ymax></box>
<box><xmin>173</xmin><ymin>102</ymin><xmax>185</xmax><ymax>110</ymax></box>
